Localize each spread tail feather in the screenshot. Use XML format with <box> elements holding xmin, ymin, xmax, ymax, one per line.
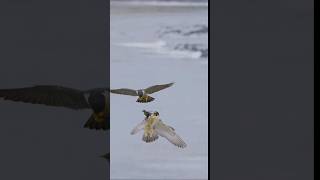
<box><xmin>84</xmin><ymin>114</ymin><xmax>108</xmax><ymax>130</ymax></box>
<box><xmin>136</xmin><ymin>95</ymin><xmax>155</xmax><ymax>103</ymax></box>
<box><xmin>142</xmin><ymin>133</ymin><xmax>159</xmax><ymax>143</ymax></box>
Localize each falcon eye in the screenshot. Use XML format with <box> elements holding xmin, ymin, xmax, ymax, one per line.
<box><xmin>154</xmin><ymin>111</ymin><xmax>159</xmax><ymax>116</ymax></box>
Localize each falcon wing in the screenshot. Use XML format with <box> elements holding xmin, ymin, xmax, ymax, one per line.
<box><xmin>0</xmin><ymin>85</ymin><xmax>89</xmax><ymax>110</ymax></box>
<box><xmin>110</xmin><ymin>88</ymin><xmax>138</xmax><ymax>96</ymax></box>
<box><xmin>131</xmin><ymin>120</ymin><xmax>146</xmax><ymax>135</ymax></box>
<box><xmin>144</xmin><ymin>82</ymin><xmax>174</xmax><ymax>94</ymax></box>
<box><xmin>155</xmin><ymin>120</ymin><xmax>187</xmax><ymax>148</ymax></box>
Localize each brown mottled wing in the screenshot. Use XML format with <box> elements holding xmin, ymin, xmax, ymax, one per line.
<box><xmin>0</xmin><ymin>85</ymin><xmax>89</xmax><ymax>110</ymax></box>
<box><xmin>144</xmin><ymin>82</ymin><xmax>174</xmax><ymax>94</ymax></box>
<box><xmin>155</xmin><ymin>120</ymin><xmax>187</xmax><ymax>148</ymax></box>
<box><xmin>110</xmin><ymin>88</ymin><xmax>138</xmax><ymax>96</ymax></box>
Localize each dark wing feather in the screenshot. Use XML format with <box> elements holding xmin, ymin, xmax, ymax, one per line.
<box><xmin>110</xmin><ymin>88</ymin><xmax>138</xmax><ymax>96</ymax></box>
<box><xmin>0</xmin><ymin>85</ymin><xmax>89</xmax><ymax>110</ymax></box>
<box><xmin>144</xmin><ymin>82</ymin><xmax>174</xmax><ymax>94</ymax></box>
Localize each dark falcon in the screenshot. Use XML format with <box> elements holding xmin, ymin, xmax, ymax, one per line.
<box><xmin>110</xmin><ymin>82</ymin><xmax>174</xmax><ymax>103</ymax></box>
<box><xmin>0</xmin><ymin>85</ymin><xmax>109</xmax><ymax>130</ymax></box>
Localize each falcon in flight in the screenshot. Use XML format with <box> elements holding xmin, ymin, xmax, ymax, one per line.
<box><xmin>131</xmin><ymin>110</ymin><xmax>187</xmax><ymax>148</ymax></box>
<box><xmin>110</xmin><ymin>82</ymin><xmax>174</xmax><ymax>103</ymax></box>
<box><xmin>0</xmin><ymin>85</ymin><xmax>109</xmax><ymax>130</ymax></box>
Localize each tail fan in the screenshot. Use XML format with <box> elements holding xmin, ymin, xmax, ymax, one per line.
<box><xmin>136</xmin><ymin>95</ymin><xmax>155</xmax><ymax>103</ymax></box>
<box><xmin>84</xmin><ymin>114</ymin><xmax>108</xmax><ymax>130</ymax></box>
<box><xmin>142</xmin><ymin>133</ymin><xmax>159</xmax><ymax>143</ymax></box>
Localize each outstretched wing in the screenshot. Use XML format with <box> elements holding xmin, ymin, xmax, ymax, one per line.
<box><xmin>110</xmin><ymin>88</ymin><xmax>138</xmax><ymax>96</ymax></box>
<box><xmin>155</xmin><ymin>120</ymin><xmax>187</xmax><ymax>148</ymax></box>
<box><xmin>131</xmin><ymin>120</ymin><xmax>146</xmax><ymax>135</ymax></box>
<box><xmin>144</xmin><ymin>82</ymin><xmax>174</xmax><ymax>94</ymax></box>
<box><xmin>0</xmin><ymin>85</ymin><xmax>89</xmax><ymax>110</ymax></box>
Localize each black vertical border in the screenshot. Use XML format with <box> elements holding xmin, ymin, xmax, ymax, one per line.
<box><xmin>107</xmin><ymin>0</ymin><xmax>111</xmax><ymax>177</ymax></box>
<box><xmin>314</xmin><ymin>0</ymin><xmax>318</xmax><ymax>179</ymax></box>
<box><xmin>209</xmin><ymin>0</ymin><xmax>315</xmax><ymax>179</ymax></box>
